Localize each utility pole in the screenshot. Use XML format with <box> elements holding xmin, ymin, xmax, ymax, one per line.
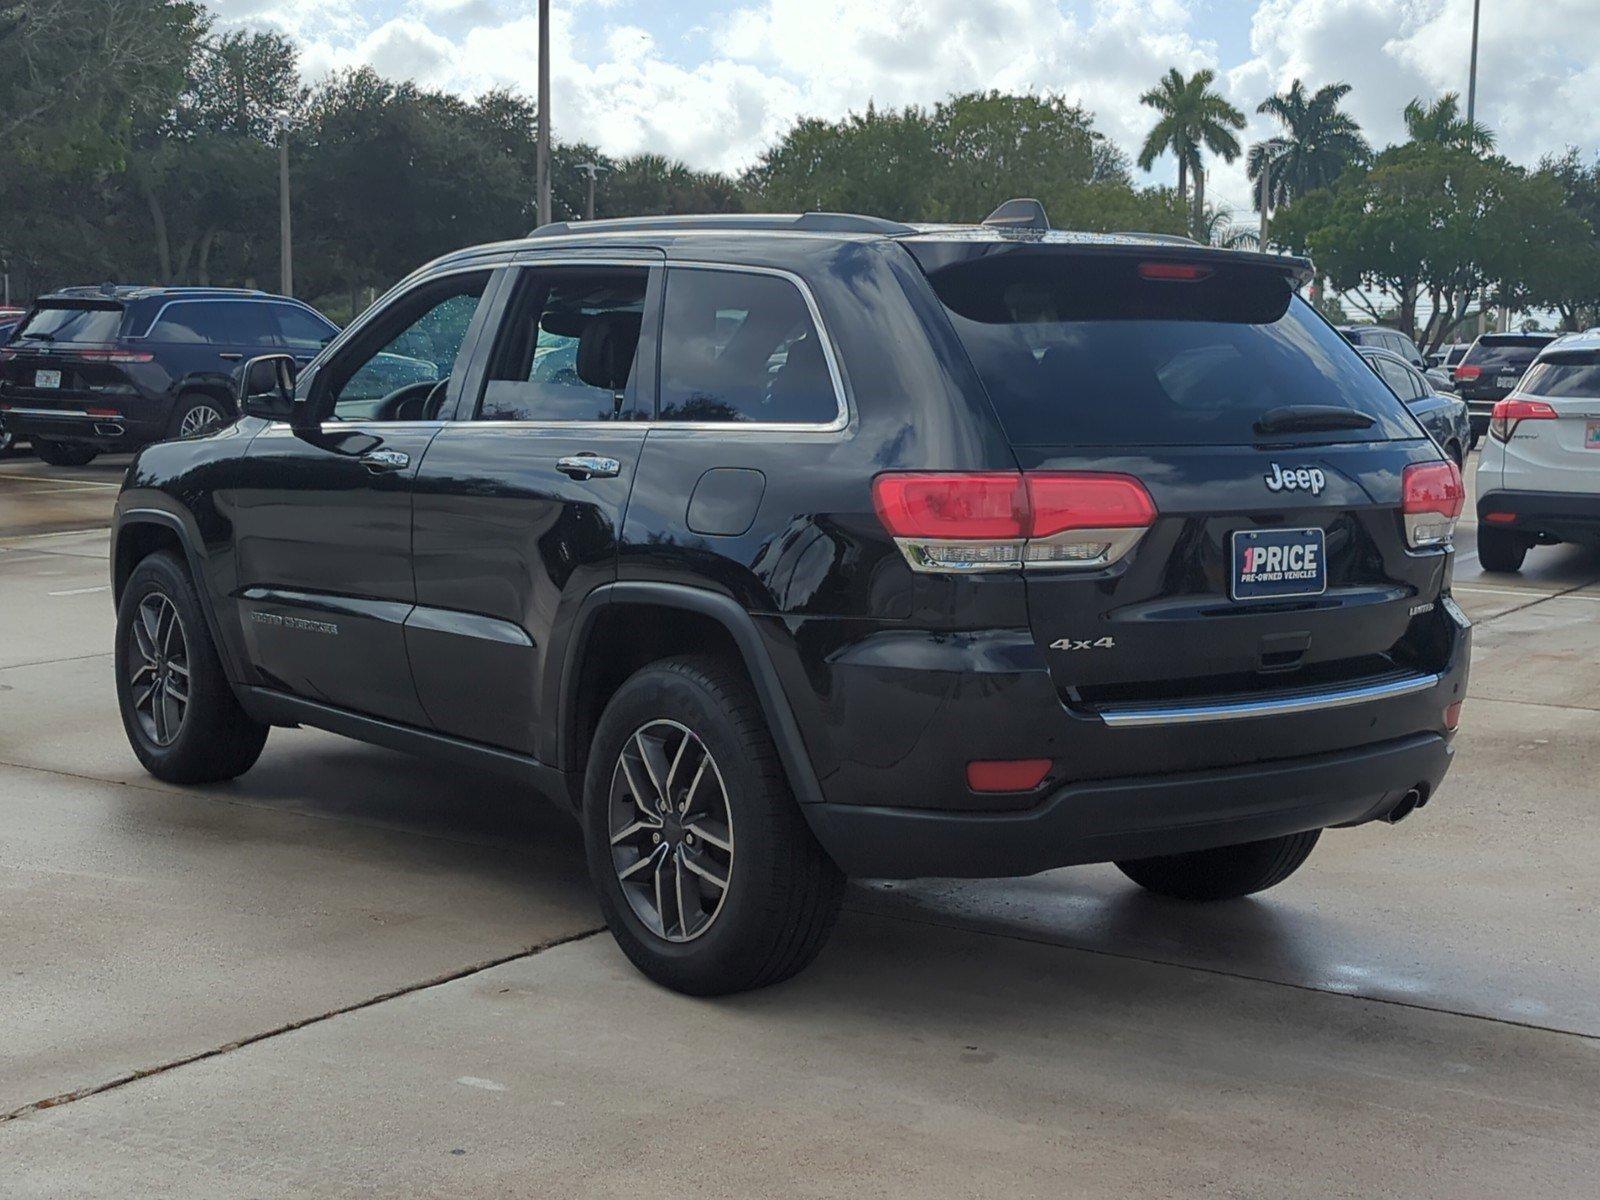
<box><xmin>1466</xmin><ymin>0</ymin><xmax>1482</xmax><ymax>132</ymax></box>
<box><xmin>577</xmin><ymin>162</ymin><xmax>607</xmax><ymax>220</ymax></box>
<box><xmin>278</xmin><ymin>118</ymin><xmax>293</xmax><ymax>297</ymax></box>
<box><xmin>536</xmin><ymin>0</ymin><xmax>552</xmax><ymax>228</ymax></box>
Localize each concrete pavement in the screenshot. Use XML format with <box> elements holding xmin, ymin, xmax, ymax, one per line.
<box><xmin>1</xmin><ymin>449</ymin><xmax>1597</xmax><ymax>1197</ymax></box>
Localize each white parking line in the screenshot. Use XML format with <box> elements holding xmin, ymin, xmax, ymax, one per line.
<box><xmin>47</xmin><ymin>585</ymin><xmax>110</xmax><ymax>596</ymax></box>
<box><xmin>1454</xmin><ymin>585</ymin><xmax>1600</xmax><ymax>602</ymax></box>
<box><xmin>0</xmin><ymin>472</ymin><xmax>121</xmax><ymax>488</ymax></box>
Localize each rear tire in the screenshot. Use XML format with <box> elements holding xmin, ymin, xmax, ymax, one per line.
<box><xmin>1116</xmin><ymin>830</ymin><xmax>1320</xmax><ymax>901</ymax></box>
<box><xmin>1477</xmin><ymin>525</ymin><xmax>1528</xmax><ymax>573</ymax></box>
<box><xmin>115</xmin><ymin>550</ymin><xmax>269</xmax><ymax>783</ymax></box>
<box><xmin>168</xmin><ymin>392</ymin><xmax>229</xmax><ymax>439</ymax></box>
<box><xmin>34</xmin><ymin>439</ymin><xmax>98</xmax><ymax>466</ymax></box>
<box><xmin>582</xmin><ymin>655</ymin><xmax>845</xmax><ymax>996</ymax></box>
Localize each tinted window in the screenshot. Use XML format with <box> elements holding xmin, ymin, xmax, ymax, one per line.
<box><xmin>478</xmin><ymin>266</ymin><xmax>649</xmax><ymax>422</ymax></box>
<box><xmin>220</xmin><ymin>303</ymin><xmax>278</xmax><ymax>345</ymax></box>
<box><xmin>1520</xmin><ymin>351</ymin><xmax>1600</xmax><ymax>398</ymax></box>
<box><xmin>917</xmin><ymin>251</ymin><xmax>1417</xmax><ymax>446</ymax></box>
<box><xmin>658</xmin><ymin>269</ymin><xmax>838</xmax><ymax>424</ymax></box>
<box><xmin>327</xmin><ymin>273</ymin><xmax>490</xmax><ymax>421</ymax></box>
<box><xmin>273</xmin><ymin>304</ymin><xmax>336</xmax><ymax>352</ymax></box>
<box><xmin>1463</xmin><ymin>337</ymin><xmax>1551</xmax><ymax>370</ymax></box>
<box><xmin>1374</xmin><ymin>357</ymin><xmax>1419</xmax><ymax>398</ymax></box>
<box><xmin>18</xmin><ymin>305</ymin><xmax>124</xmax><ymax>343</ymax></box>
<box><xmin>147</xmin><ymin>303</ymin><xmax>220</xmax><ymax>343</ymax></box>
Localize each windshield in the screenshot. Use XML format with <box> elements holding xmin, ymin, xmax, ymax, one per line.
<box><xmin>18</xmin><ymin>305</ymin><xmax>125</xmax><ymax>344</ymax></box>
<box><xmin>911</xmin><ymin>248</ymin><xmax>1418</xmax><ymax>447</ymax></box>
<box><xmin>1519</xmin><ymin>351</ymin><xmax>1600</xmax><ymax>398</ymax></box>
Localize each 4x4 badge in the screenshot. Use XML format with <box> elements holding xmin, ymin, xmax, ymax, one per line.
<box><xmin>1265</xmin><ymin>463</ymin><xmax>1326</xmax><ymax>495</ymax></box>
<box><xmin>1051</xmin><ymin>636</ymin><xmax>1116</xmax><ymax>651</ymax></box>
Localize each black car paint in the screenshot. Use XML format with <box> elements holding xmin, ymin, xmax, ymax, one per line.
<box><xmin>111</xmin><ymin>228</ymin><xmax>1469</xmax><ymax>880</ymax></box>
<box><xmin>1356</xmin><ymin>346</ymin><xmax>1471</xmax><ymax>462</ymax></box>
<box><xmin>0</xmin><ymin>288</ymin><xmax>335</xmax><ymax>454</ymax></box>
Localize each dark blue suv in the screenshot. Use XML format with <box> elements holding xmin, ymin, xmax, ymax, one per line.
<box><xmin>0</xmin><ymin>286</ymin><xmax>336</xmax><ymax>465</ymax></box>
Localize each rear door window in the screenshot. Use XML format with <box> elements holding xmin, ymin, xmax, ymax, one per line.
<box><xmin>657</xmin><ymin>268</ymin><xmax>840</xmax><ymax>425</ymax></box>
<box><xmin>910</xmin><ymin>249</ymin><xmax>1418</xmax><ymax>447</ymax></box>
<box><xmin>218</xmin><ymin>303</ymin><xmax>279</xmax><ymax>347</ymax></box>
<box><xmin>1374</xmin><ymin>356</ymin><xmax>1421</xmax><ymax>399</ymax></box>
<box><xmin>1519</xmin><ymin>351</ymin><xmax>1600</xmax><ymax>398</ymax></box>
<box><xmin>17</xmin><ymin>305</ymin><xmax>124</xmax><ymax>344</ymax></box>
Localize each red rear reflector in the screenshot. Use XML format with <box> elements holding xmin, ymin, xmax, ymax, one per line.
<box><xmin>1483</xmin><ymin>511</ymin><xmax>1518</xmax><ymax>525</ymax></box>
<box><xmin>1138</xmin><ymin>261</ymin><xmax>1212</xmax><ymax>282</ymax></box>
<box><xmin>86</xmin><ymin>407</ymin><xmax>120</xmax><ymax>417</ymax></box>
<box><xmin>1443</xmin><ymin>701</ymin><xmax>1463</xmax><ymax>731</ymax></box>
<box><xmin>1454</xmin><ymin>365</ymin><xmax>1482</xmax><ymax>381</ymax></box>
<box><xmin>966</xmin><ymin>759</ymin><xmax>1052</xmax><ymax>793</ymax></box>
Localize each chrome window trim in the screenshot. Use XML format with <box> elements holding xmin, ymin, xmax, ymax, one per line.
<box><xmin>132</xmin><ymin>296</ymin><xmax>334</xmax><ymax>342</ymax></box>
<box><xmin>467</xmin><ymin>258</ymin><xmax>851</xmax><ymax>434</ymax></box>
<box><xmin>1094</xmin><ymin>671</ymin><xmax>1442</xmax><ymax>728</ymax></box>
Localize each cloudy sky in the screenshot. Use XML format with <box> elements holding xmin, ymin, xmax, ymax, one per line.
<box><xmin>206</xmin><ymin>0</ymin><xmax>1600</xmax><ymax>217</ymax></box>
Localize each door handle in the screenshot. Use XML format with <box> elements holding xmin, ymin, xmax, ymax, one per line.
<box><xmin>218</xmin><ymin>352</ymin><xmax>243</xmax><ymax>362</ymax></box>
<box><xmin>360</xmin><ymin>448</ymin><xmax>410</xmax><ymax>474</ymax></box>
<box><xmin>556</xmin><ymin>453</ymin><xmax>622</xmax><ymax>480</ymax></box>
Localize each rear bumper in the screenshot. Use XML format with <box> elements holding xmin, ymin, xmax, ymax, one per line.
<box><xmin>1477</xmin><ymin>489</ymin><xmax>1600</xmax><ymax>544</ymax></box>
<box><xmin>807</xmin><ymin>732</ymin><xmax>1454</xmax><ymax>879</ymax></box>
<box><xmin>0</xmin><ymin>404</ymin><xmax>166</xmax><ymax>449</ymax></box>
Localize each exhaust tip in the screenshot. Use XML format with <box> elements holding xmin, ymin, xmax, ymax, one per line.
<box><xmin>1384</xmin><ymin>784</ymin><xmax>1429</xmax><ymax>824</ymax></box>
<box><xmin>94</xmin><ymin>422</ymin><xmax>124</xmax><ymax>437</ymax></box>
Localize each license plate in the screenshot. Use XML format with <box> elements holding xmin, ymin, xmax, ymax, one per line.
<box><xmin>1232</xmin><ymin>527</ymin><xmax>1327</xmax><ymax>601</ymax></box>
<box><xmin>1586</xmin><ymin>421</ymin><xmax>1600</xmax><ymax>450</ymax></box>
<box><xmin>34</xmin><ymin>369</ymin><xmax>61</xmax><ymax>389</ymax></box>
<box><xmin>1496</xmin><ymin>372</ymin><xmax>1520</xmax><ymax>388</ymax></box>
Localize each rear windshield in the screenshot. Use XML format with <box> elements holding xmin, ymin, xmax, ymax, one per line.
<box><xmin>1519</xmin><ymin>351</ymin><xmax>1600</xmax><ymax>398</ymax></box>
<box><xmin>911</xmin><ymin>249</ymin><xmax>1418</xmax><ymax>446</ymax></box>
<box><xmin>16</xmin><ymin>304</ymin><xmax>125</xmax><ymax>344</ymax></box>
<box><xmin>1462</xmin><ymin>337</ymin><xmax>1551</xmax><ymax>369</ymax></box>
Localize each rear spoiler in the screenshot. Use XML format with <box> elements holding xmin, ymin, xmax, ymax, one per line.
<box><xmin>902</xmin><ymin>233</ymin><xmax>1315</xmax><ymax>289</ymax></box>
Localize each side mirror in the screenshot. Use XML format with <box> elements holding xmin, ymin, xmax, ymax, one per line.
<box><xmin>238</xmin><ymin>354</ymin><xmax>302</xmax><ymax>423</ymax></box>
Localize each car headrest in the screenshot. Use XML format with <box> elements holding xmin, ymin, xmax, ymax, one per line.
<box><xmin>767</xmin><ymin>334</ymin><xmax>834</xmax><ymax>420</ymax></box>
<box><xmin>576</xmin><ymin>311</ymin><xmax>642</xmax><ymax>392</ymax></box>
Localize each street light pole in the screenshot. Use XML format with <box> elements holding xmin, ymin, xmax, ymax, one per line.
<box><xmin>278</xmin><ymin>119</ymin><xmax>293</xmax><ymax>298</ymax></box>
<box><xmin>1466</xmin><ymin>0</ymin><xmax>1481</xmax><ymax>132</ymax></box>
<box><xmin>536</xmin><ymin>0</ymin><xmax>552</xmax><ymax>228</ymax></box>
<box><xmin>1258</xmin><ymin>159</ymin><xmax>1270</xmax><ymax>249</ymax></box>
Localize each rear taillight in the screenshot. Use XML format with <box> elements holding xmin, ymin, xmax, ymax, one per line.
<box><xmin>69</xmin><ymin>348</ymin><xmax>154</xmax><ymax>363</ymax></box>
<box><xmin>1454</xmin><ymin>364</ymin><xmax>1481</xmax><ymax>381</ymax></box>
<box><xmin>1489</xmin><ymin>396</ymin><xmax>1557</xmax><ymax>442</ymax></box>
<box><xmin>1401</xmin><ymin>461</ymin><xmax>1464</xmax><ymax>549</ymax></box>
<box><xmin>872</xmin><ymin>471</ymin><xmax>1156</xmax><ymax>573</ymax></box>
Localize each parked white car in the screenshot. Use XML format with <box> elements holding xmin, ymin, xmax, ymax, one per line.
<box><xmin>1474</xmin><ymin>329</ymin><xmax>1600</xmax><ymax>571</ymax></box>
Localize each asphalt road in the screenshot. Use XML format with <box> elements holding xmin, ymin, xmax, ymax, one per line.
<box><xmin>1</xmin><ymin>449</ymin><xmax>1597</xmax><ymax>1197</ymax></box>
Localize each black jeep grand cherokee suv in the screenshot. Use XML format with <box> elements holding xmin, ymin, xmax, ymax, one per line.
<box><xmin>109</xmin><ymin>206</ymin><xmax>1471</xmax><ymax>995</ymax></box>
<box><xmin>0</xmin><ymin>285</ymin><xmax>335</xmax><ymax>464</ymax></box>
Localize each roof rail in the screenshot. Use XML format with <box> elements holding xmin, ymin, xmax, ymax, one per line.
<box><xmin>524</xmin><ymin>211</ymin><xmax>915</xmax><ymax>239</ymax></box>
<box><xmin>1113</xmin><ymin>231</ymin><xmax>1203</xmax><ymax>246</ymax></box>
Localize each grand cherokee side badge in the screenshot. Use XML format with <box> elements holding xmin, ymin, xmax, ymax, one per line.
<box><xmin>1051</xmin><ymin>636</ymin><xmax>1115</xmax><ymax>651</ymax></box>
<box><xmin>1265</xmin><ymin>463</ymin><xmax>1326</xmax><ymax>494</ymax></box>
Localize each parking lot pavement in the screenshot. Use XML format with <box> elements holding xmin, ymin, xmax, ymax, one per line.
<box><xmin>2</xmin><ymin>450</ymin><xmax>1598</xmax><ymax>1195</ymax></box>
<box><xmin>0</xmin><ymin>456</ymin><xmax>125</xmax><ymax>541</ymax></box>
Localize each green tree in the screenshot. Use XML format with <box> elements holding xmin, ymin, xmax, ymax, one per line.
<box><xmin>1137</xmin><ymin>67</ymin><xmax>1246</xmax><ymax>236</ymax></box>
<box><xmin>1247</xmin><ymin>79</ymin><xmax>1368</xmax><ymax>209</ymax></box>
<box><xmin>1402</xmin><ymin>92</ymin><xmax>1495</xmax><ymax>153</ymax></box>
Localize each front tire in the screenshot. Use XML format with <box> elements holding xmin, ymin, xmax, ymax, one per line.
<box><xmin>1477</xmin><ymin>525</ymin><xmax>1529</xmax><ymax>573</ymax></box>
<box><xmin>115</xmin><ymin>550</ymin><xmax>269</xmax><ymax>783</ymax></box>
<box><xmin>34</xmin><ymin>439</ymin><xmax>98</xmax><ymax>466</ymax></box>
<box><xmin>1116</xmin><ymin>830</ymin><xmax>1320</xmax><ymax>901</ymax></box>
<box><xmin>583</xmin><ymin>655</ymin><xmax>844</xmax><ymax>996</ymax></box>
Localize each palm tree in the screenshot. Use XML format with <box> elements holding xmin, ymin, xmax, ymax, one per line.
<box><xmin>1138</xmin><ymin>68</ymin><xmax>1246</xmax><ymax>238</ymax></box>
<box><xmin>1247</xmin><ymin>79</ymin><xmax>1369</xmax><ymax>209</ymax></box>
<box><xmin>1402</xmin><ymin>92</ymin><xmax>1495</xmax><ymax>152</ymax></box>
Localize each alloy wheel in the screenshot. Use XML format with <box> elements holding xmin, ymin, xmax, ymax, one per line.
<box><xmin>179</xmin><ymin>404</ymin><xmax>223</xmax><ymax>436</ymax></box>
<box><xmin>608</xmin><ymin>719</ymin><xmax>735</xmax><ymax>942</ymax></box>
<box><xmin>128</xmin><ymin>592</ymin><xmax>189</xmax><ymax>746</ymax></box>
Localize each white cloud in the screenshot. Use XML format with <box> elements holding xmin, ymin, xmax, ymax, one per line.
<box><xmin>203</xmin><ymin>0</ymin><xmax>1600</xmax><ymax>207</ymax></box>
